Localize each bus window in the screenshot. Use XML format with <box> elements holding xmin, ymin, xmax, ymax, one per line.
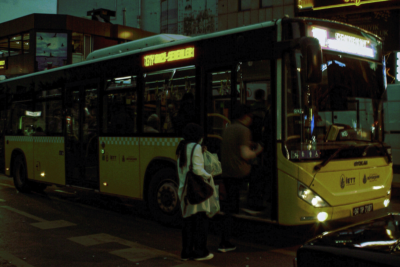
<box><xmin>207</xmin><ymin>69</ymin><xmax>232</xmax><ymax>137</ymax></box>
<box><xmin>285</xmin><ymin>52</ymin><xmax>302</xmax><ymax>143</ymax></box>
<box><xmin>103</xmin><ymin>76</ymin><xmax>137</xmax><ymax>135</ymax></box>
<box><xmin>8</xmin><ymin>101</ymin><xmax>32</xmax><ymax>135</ymax></box>
<box><xmin>143</xmin><ymin>66</ymin><xmax>196</xmax><ymax>135</ymax></box>
<box><xmin>34</xmin><ymin>87</ymin><xmax>62</xmax><ymax>136</ymax></box>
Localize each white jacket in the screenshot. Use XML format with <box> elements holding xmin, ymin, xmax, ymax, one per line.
<box><xmin>177</xmin><ymin>142</ymin><xmax>212</xmax><ymax>218</ymax></box>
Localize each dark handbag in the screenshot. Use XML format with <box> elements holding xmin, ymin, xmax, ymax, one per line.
<box><xmin>183</xmin><ymin>144</ymin><xmax>214</xmax><ymax>205</ymax></box>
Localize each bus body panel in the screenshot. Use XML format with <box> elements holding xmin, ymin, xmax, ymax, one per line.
<box><xmin>32</xmin><ymin>136</ymin><xmax>65</xmax><ymax>185</ymax></box>
<box><xmin>331</xmin><ymin>196</ymin><xmax>388</xmax><ymax>220</ymax></box>
<box><xmin>139</xmin><ymin>137</ymin><xmax>180</xmax><ymax>197</ymax></box>
<box><xmin>98</xmin><ymin>137</ymin><xmax>141</xmax><ymax>198</ymax></box>
<box><xmin>312</xmin><ymin>163</ymin><xmax>392</xmax><ymax>206</ymax></box>
<box><xmin>5</xmin><ymin>136</ymin><xmax>34</xmax><ymax>178</ymax></box>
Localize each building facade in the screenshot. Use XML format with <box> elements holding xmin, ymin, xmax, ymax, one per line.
<box><xmin>0</xmin><ymin>13</ymin><xmax>154</xmax><ymax>78</ymax></box>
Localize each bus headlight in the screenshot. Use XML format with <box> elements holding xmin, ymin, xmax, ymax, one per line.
<box><xmin>298</xmin><ymin>182</ymin><xmax>330</xmax><ymax>207</ymax></box>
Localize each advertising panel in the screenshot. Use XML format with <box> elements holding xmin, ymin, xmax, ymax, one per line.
<box><xmin>36</xmin><ymin>32</ymin><xmax>68</xmax><ymax>71</ymax></box>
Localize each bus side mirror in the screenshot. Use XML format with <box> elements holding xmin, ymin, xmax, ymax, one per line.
<box><xmin>299</xmin><ymin>37</ymin><xmax>322</xmax><ymax>84</ymax></box>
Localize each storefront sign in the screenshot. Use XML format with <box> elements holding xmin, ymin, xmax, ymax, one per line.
<box><xmin>143</xmin><ymin>47</ymin><xmax>194</xmax><ymax>67</ymax></box>
<box><xmin>308</xmin><ymin>26</ymin><xmax>377</xmax><ymax>59</ymax></box>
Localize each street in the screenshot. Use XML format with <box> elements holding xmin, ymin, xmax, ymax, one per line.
<box><xmin>0</xmin><ymin>174</ymin><xmax>399</xmax><ymax>267</ymax></box>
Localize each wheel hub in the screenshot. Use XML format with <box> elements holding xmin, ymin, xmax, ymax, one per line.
<box><xmin>157</xmin><ymin>182</ymin><xmax>178</xmax><ymax>213</ymax></box>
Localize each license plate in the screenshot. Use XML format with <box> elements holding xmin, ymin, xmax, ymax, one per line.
<box><xmin>353</xmin><ymin>204</ymin><xmax>373</xmax><ymax>216</ymax></box>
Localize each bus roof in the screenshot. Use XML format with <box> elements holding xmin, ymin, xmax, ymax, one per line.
<box><xmin>86</xmin><ymin>34</ymin><xmax>192</xmax><ymax>61</ymax></box>
<box><xmin>0</xmin><ymin>19</ymin><xmax>276</xmax><ymax>84</ymax></box>
<box><xmin>0</xmin><ymin>17</ymin><xmax>381</xmax><ymax>84</ymax></box>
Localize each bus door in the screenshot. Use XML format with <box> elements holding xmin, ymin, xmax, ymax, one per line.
<box><xmin>0</xmin><ymin>94</ymin><xmax>5</xmax><ymax>173</ymax></box>
<box><xmin>205</xmin><ymin>61</ymin><xmax>275</xmax><ymax>219</ymax></box>
<box><xmin>65</xmin><ymin>82</ymin><xmax>99</xmax><ymax>189</ymax></box>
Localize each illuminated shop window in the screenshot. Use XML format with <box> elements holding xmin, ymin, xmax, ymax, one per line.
<box><xmin>10</xmin><ymin>34</ymin><xmax>22</xmax><ymax>56</ymax></box>
<box><xmin>23</xmin><ymin>33</ymin><xmax>29</xmax><ymax>54</ymax></box>
<box><xmin>0</xmin><ymin>37</ymin><xmax>8</xmax><ymax>57</ymax></box>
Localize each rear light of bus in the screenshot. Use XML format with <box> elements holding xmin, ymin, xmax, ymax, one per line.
<box><xmin>297</xmin><ymin>182</ymin><xmax>330</xmax><ymax>208</ymax></box>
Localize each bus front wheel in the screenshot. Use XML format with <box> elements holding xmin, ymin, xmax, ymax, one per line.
<box><xmin>13</xmin><ymin>155</ymin><xmax>30</xmax><ymax>193</ymax></box>
<box><xmin>148</xmin><ymin>168</ymin><xmax>181</xmax><ymax>225</ymax></box>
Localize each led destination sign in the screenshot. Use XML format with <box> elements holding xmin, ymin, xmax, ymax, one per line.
<box><xmin>312</xmin><ymin>0</ymin><xmax>390</xmax><ymax>10</ymax></box>
<box><xmin>308</xmin><ymin>26</ymin><xmax>377</xmax><ymax>59</ymax></box>
<box><xmin>143</xmin><ymin>47</ymin><xmax>194</xmax><ymax>67</ymax></box>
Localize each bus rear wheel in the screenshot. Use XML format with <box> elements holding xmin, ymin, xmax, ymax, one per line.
<box><xmin>148</xmin><ymin>168</ymin><xmax>181</xmax><ymax>225</ymax></box>
<box><xmin>13</xmin><ymin>155</ymin><xmax>30</xmax><ymax>193</ymax></box>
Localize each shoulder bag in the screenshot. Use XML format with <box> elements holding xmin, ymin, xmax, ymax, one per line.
<box><xmin>183</xmin><ymin>144</ymin><xmax>214</xmax><ymax>205</ymax></box>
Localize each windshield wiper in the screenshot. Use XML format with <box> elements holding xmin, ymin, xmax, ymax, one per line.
<box><xmin>314</xmin><ymin>145</ymin><xmax>355</xmax><ymax>171</ymax></box>
<box><xmin>362</xmin><ymin>142</ymin><xmax>392</xmax><ymax>163</ymax></box>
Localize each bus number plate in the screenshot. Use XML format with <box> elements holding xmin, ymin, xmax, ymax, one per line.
<box><xmin>353</xmin><ymin>204</ymin><xmax>373</xmax><ymax>216</ymax></box>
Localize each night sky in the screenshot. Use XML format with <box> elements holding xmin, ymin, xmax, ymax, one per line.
<box><xmin>0</xmin><ymin>0</ymin><xmax>57</xmax><ymax>23</ymax></box>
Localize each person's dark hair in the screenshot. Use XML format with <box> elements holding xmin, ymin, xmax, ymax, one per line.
<box><xmin>175</xmin><ymin>123</ymin><xmax>203</xmax><ymax>169</ymax></box>
<box><xmin>254</xmin><ymin>89</ymin><xmax>265</xmax><ymax>101</ymax></box>
<box><xmin>233</xmin><ymin>104</ymin><xmax>252</xmax><ymax>121</ymax></box>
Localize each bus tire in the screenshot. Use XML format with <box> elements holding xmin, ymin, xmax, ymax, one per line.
<box><xmin>148</xmin><ymin>168</ymin><xmax>181</xmax><ymax>225</ymax></box>
<box><xmin>13</xmin><ymin>155</ymin><xmax>30</xmax><ymax>193</ymax></box>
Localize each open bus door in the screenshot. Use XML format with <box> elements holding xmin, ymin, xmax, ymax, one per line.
<box><xmin>64</xmin><ymin>81</ymin><xmax>99</xmax><ymax>189</ymax></box>
<box><xmin>0</xmin><ymin>94</ymin><xmax>5</xmax><ymax>174</ymax></box>
<box><xmin>204</xmin><ymin>61</ymin><xmax>277</xmax><ymax>222</ymax></box>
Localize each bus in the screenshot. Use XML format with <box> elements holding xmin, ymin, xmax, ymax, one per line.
<box><xmin>0</xmin><ymin>17</ymin><xmax>392</xmax><ymax>226</ymax></box>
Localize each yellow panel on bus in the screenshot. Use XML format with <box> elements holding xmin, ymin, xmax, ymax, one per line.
<box><xmin>99</xmin><ymin>137</ymin><xmax>141</xmax><ymax>198</ymax></box>
<box><xmin>139</xmin><ymin>137</ymin><xmax>180</xmax><ymax>188</ymax></box>
<box><xmin>32</xmin><ymin>136</ymin><xmax>65</xmax><ymax>185</ymax></box>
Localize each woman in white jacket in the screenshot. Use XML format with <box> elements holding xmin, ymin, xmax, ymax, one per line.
<box><xmin>176</xmin><ymin>123</ymin><xmax>213</xmax><ymax>261</ymax></box>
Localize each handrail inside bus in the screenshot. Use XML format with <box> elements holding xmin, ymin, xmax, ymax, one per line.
<box><xmin>207</xmin><ymin>113</ymin><xmax>231</xmax><ymax>124</ymax></box>
<box><xmin>207</xmin><ymin>134</ymin><xmax>223</xmax><ymax>141</ymax></box>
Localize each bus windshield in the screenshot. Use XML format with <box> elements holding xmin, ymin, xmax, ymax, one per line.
<box><xmin>285</xmin><ymin>52</ymin><xmax>385</xmax><ymax>161</ymax></box>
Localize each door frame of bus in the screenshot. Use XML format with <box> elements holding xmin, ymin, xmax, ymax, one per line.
<box><xmin>0</xmin><ymin>93</ymin><xmax>6</xmax><ymax>174</ymax></box>
<box><xmin>64</xmin><ymin>79</ymin><xmax>100</xmax><ymax>189</ymax></box>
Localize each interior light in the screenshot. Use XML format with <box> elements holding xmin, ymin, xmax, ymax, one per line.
<box><xmin>317</xmin><ymin>212</ymin><xmax>328</xmax><ymax>222</ymax></box>
<box><xmin>40</xmin><ymin>172</ymin><xmax>45</xmax><ymax>177</ymax></box>
<box><xmin>103</xmin><ymin>182</ymin><xmax>108</xmax><ymax>186</ymax></box>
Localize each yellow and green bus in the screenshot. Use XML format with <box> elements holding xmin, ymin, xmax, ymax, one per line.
<box><xmin>0</xmin><ymin>17</ymin><xmax>392</xmax><ymax>225</ymax></box>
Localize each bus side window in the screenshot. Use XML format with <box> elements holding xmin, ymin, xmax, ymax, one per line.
<box><xmin>34</xmin><ymin>87</ymin><xmax>63</xmax><ymax>136</ymax></box>
<box><xmin>103</xmin><ymin>76</ymin><xmax>137</xmax><ymax>135</ymax></box>
<box><xmin>143</xmin><ymin>66</ymin><xmax>196</xmax><ymax>135</ymax></box>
